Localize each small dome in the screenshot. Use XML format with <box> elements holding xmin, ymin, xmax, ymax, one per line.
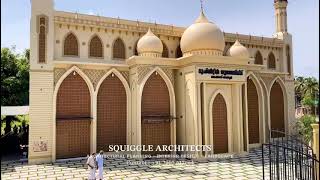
<box><xmin>180</xmin><ymin>11</ymin><xmax>225</xmax><ymax>56</ymax></box>
<box><xmin>227</xmin><ymin>40</ymin><xmax>250</xmax><ymax>58</ymax></box>
<box><xmin>137</xmin><ymin>29</ymin><xmax>163</xmax><ymax>57</ymax></box>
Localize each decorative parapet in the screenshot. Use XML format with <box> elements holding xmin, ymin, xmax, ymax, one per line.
<box><xmin>224</xmin><ymin>32</ymin><xmax>284</xmax><ymax>48</ymax></box>
<box><xmin>53</xmin><ymin>11</ymin><xmax>284</xmax><ymax>50</ymax></box>
<box><xmin>54</xmin><ymin>11</ymin><xmax>184</xmax><ymax>37</ymax></box>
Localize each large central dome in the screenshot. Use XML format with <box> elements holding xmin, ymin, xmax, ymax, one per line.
<box><xmin>180</xmin><ymin>11</ymin><xmax>225</xmax><ymax>56</ymax></box>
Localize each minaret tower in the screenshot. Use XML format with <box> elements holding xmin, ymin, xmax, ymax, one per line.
<box><xmin>273</xmin><ymin>0</ymin><xmax>293</xmax><ymax>77</ymax></box>
<box><xmin>274</xmin><ymin>0</ymin><xmax>288</xmax><ymax>34</ymax></box>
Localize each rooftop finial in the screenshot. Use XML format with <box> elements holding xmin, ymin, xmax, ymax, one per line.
<box><xmin>200</xmin><ymin>0</ymin><xmax>204</xmax><ymax>12</ymax></box>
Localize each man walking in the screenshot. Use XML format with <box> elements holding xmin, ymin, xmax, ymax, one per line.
<box><xmin>96</xmin><ymin>150</ymin><xmax>104</xmax><ymax>180</ymax></box>
<box><xmin>86</xmin><ymin>153</ymin><xmax>96</xmax><ymax>180</ymax></box>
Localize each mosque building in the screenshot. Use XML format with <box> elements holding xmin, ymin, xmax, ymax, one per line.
<box><xmin>28</xmin><ymin>0</ymin><xmax>295</xmax><ymax>163</ymax></box>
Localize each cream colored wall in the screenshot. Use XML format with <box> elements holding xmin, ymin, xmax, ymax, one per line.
<box><xmin>246</xmin><ymin>47</ymin><xmax>282</xmax><ymax>72</ymax></box>
<box><xmin>53</xmin><ymin>23</ymin><xmax>181</xmax><ymax>61</ymax></box>
<box><xmin>174</xmin><ymin>65</ymin><xmax>203</xmax><ymax>156</ymax></box>
<box><xmin>184</xmin><ymin>68</ymin><xmax>198</xmax><ymax>146</ymax></box>
<box><xmin>28</xmin><ymin>71</ymin><xmax>54</xmax><ymax>164</ymax></box>
<box><xmin>29</xmin><ymin>0</ymin><xmax>55</xmax><ymax>164</ymax></box>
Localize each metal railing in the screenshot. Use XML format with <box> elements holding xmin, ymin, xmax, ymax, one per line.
<box><xmin>262</xmin><ymin>129</ymin><xmax>319</xmax><ymax>180</ymax></box>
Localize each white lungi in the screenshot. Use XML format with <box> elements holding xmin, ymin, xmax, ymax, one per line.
<box><xmin>88</xmin><ymin>168</ymin><xmax>95</xmax><ymax>180</ymax></box>
<box><xmin>97</xmin><ymin>167</ymin><xmax>103</xmax><ymax>179</ymax></box>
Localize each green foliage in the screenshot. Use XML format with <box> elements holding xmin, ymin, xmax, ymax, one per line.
<box><xmin>1</xmin><ymin>47</ymin><xmax>30</xmax><ymax>134</ymax></box>
<box><xmin>1</xmin><ymin>48</ymin><xmax>30</xmax><ymax>106</ymax></box>
<box><xmin>302</xmin><ymin>93</ymin><xmax>316</xmax><ymax>107</ymax></box>
<box><xmin>295</xmin><ymin>76</ymin><xmax>319</xmax><ymax>114</ymax></box>
<box><xmin>296</xmin><ymin>115</ymin><xmax>317</xmax><ymax>142</ymax></box>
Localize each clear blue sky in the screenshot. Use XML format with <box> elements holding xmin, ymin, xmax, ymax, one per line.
<box><xmin>1</xmin><ymin>0</ymin><xmax>319</xmax><ymax>78</ymax></box>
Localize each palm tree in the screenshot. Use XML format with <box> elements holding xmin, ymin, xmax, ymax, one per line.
<box><xmin>302</xmin><ymin>77</ymin><xmax>319</xmax><ymax>96</ymax></box>
<box><xmin>294</xmin><ymin>76</ymin><xmax>319</xmax><ymax>115</ymax></box>
<box><xmin>295</xmin><ymin>76</ymin><xmax>305</xmax><ymax>94</ymax></box>
<box><xmin>295</xmin><ymin>76</ymin><xmax>306</xmax><ymax>107</ymax></box>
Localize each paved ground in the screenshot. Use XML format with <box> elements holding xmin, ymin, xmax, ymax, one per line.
<box><xmin>1</xmin><ymin>148</ymin><xmax>267</xmax><ymax>180</ymax></box>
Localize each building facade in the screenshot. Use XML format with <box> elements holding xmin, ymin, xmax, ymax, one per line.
<box><xmin>29</xmin><ymin>0</ymin><xmax>295</xmax><ymax>163</ymax></box>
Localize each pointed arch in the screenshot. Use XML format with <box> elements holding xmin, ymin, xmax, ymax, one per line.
<box><xmin>162</xmin><ymin>41</ymin><xmax>169</xmax><ymax>58</ymax></box>
<box><xmin>112</xmin><ymin>37</ymin><xmax>126</xmax><ymax>59</ymax></box>
<box><xmin>210</xmin><ymin>92</ymin><xmax>228</xmax><ymax>154</ymax></box>
<box><xmin>267</xmin><ymin>52</ymin><xmax>276</xmax><ymax>69</ymax></box>
<box><xmin>133</xmin><ymin>40</ymin><xmax>139</xmax><ymax>56</ymax></box>
<box><xmin>139</xmin><ymin>67</ymin><xmax>175</xmax><ymax>110</ymax></box>
<box><xmin>54</xmin><ymin>66</ymin><xmax>94</xmax><ymax>99</ymax></box>
<box><xmin>175</xmin><ymin>44</ymin><xmax>182</xmax><ymax>58</ymax></box>
<box><xmin>52</xmin><ymin>66</ymin><xmax>94</xmax><ymax>160</ymax></box>
<box><xmin>138</xmin><ymin>67</ymin><xmax>176</xmax><ymax>153</ymax></box>
<box><xmin>63</xmin><ymin>32</ymin><xmax>79</xmax><ymax>56</ymax></box>
<box><xmin>95</xmin><ymin>69</ymin><xmax>129</xmax><ymax>151</ymax></box>
<box><xmin>89</xmin><ymin>34</ymin><xmax>103</xmax><ymax>58</ymax></box>
<box><xmin>141</xmin><ymin>71</ymin><xmax>170</xmax><ymax>154</ymax></box>
<box><xmin>247</xmin><ymin>78</ymin><xmax>260</xmax><ymax>144</ymax></box>
<box><xmin>269</xmin><ymin>76</ymin><xmax>287</xmax><ymax>137</ymax></box>
<box><xmin>53</xmin><ymin>66</ymin><xmax>94</xmax><ymax>159</ymax></box>
<box><xmin>246</xmin><ymin>72</ymin><xmax>266</xmax><ymax>144</ymax></box>
<box><xmin>254</xmin><ymin>51</ymin><xmax>263</xmax><ymax>65</ymax></box>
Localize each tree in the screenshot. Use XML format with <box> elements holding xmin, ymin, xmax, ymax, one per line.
<box><xmin>1</xmin><ymin>48</ymin><xmax>30</xmax><ymax>134</ymax></box>
<box><xmin>295</xmin><ymin>76</ymin><xmax>319</xmax><ymax>115</ymax></box>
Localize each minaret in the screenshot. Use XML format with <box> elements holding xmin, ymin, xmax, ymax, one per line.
<box><xmin>274</xmin><ymin>0</ymin><xmax>288</xmax><ymax>34</ymax></box>
<box><xmin>273</xmin><ymin>0</ymin><xmax>293</xmax><ymax>78</ymax></box>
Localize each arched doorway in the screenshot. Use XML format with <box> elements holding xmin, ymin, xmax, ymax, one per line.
<box><xmin>270</xmin><ymin>81</ymin><xmax>285</xmax><ymax>137</ymax></box>
<box><xmin>212</xmin><ymin>94</ymin><xmax>228</xmax><ymax>154</ymax></box>
<box><xmin>247</xmin><ymin>78</ymin><xmax>260</xmax><ymax>144</ymax></box>
<box><xmin>141</xmin><ymin>72</ymin><xmax>171</xmax><ymax>154</ymax></box>
<box><xmin>56</xmin><ymin>72</ymin><xmax>91</xmax><ymax>159</ymax></box>
<box><xmin>97</xmin><ymin>75</ymin><xmax>127</xmax><ymax>151</ymax></box>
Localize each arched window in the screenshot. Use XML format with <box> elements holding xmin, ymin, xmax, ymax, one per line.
<box><xmin>268</xmin><ymin>52</ymin><xmax>276</xmax><ymax>69</ymax></box>
<box><xmin>212</xmin><ymin>93</ymin><xmax>228</xmax><ymax>154</ymax></box>
<box><xmin>89</xmin><ymin>35</ymin><xmax>103</xmax><ymax>58</ymax></box>
<box><xmin>64</xmin><ymin>33</ymin><xmax>79</xmax><ymax>56</ymax></box>
<box><xmin>223</xmin><ymin>42</ymin><xmax>232</xmax><ymax>56</ymax></box>
<box><xmin>113</xmin><ymin>38</ymin><xmax>126</xmax><ymax>59</ymax></box>
<box><xmin>270</xmin><ymin>81</ymin><xmax>285</xmax><ymax>137</ymax></box>
<box><xmin>162</xmin><ymin>41</ymin><xmax>169</xmax><ymax>58</ymax></box>
<box><xmin>38</xmin><ymin>16</ymin><xmax>47</xmax><ymax>63</ymax></box>
<box><xmin>133</xmin><ymin>40</ymin><xmax>138</xmax><ymax>56</ymax></box>
<box><xmin>286</xmin><ymin>45</ymin><xmax>291</xmax><ymax>75</ymax></box>
<box><xmin>254</xmin><ymin>51</ymin><xmax>263</xmax><ymax>65</ymax></box>
<box><xmin>176</xmin><ymin>45</ymin><xmax>182</xmax><ymax>58</ymax></box>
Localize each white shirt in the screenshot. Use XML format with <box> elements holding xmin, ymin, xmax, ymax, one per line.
<box><xmin>86</xmin><ymin>155</ymin><xmax>96</xmax><ymax>169</ymax></box>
